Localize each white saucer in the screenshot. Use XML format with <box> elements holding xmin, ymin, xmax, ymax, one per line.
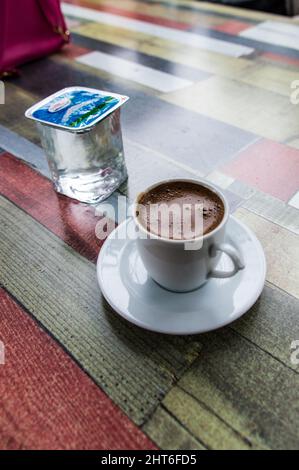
<box><xmin>97</xmin><ymin>217</ymin><xmax>266</xmax><ymax>335</ymax></box>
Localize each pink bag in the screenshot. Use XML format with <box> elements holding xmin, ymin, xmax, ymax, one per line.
<box><xmin>0</xmin><ymin>0</ymin><xmax>69</xmax><ymax>77</ymax></box>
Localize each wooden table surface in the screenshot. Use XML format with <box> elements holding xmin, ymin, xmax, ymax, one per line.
<box><xmin>0</xmin><ymin>0</ymin><xmax>299</xmax><ymax>450</ymax></box>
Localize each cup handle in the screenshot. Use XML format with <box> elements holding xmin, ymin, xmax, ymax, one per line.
<box><xmin>209</xmin><ymin>243</ymin><xmax>245</xmax><ymax>279</ymax></box>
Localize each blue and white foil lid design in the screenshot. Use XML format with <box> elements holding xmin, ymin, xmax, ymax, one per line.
<box><xmin>25</xmin><ymin>87</ymin><xmax>129</xmax><ymax>131</ymax></box>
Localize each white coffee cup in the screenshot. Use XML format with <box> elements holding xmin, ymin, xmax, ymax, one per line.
<box><xmin>133</xmin><ymin>178</ymin><xmax>245</xmax><ymax>293</ymax></box>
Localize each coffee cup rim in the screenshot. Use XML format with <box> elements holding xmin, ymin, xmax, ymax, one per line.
<box><xmin>133</xmin><ymin>177</ymin><xmax>229</xmax><ymax>244</ymax></box>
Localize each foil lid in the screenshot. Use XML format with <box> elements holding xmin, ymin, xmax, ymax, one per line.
<box><xmin>25</xmin><ymin>86</ymin><xmax>129</xmax><ymax>131</ymax></box>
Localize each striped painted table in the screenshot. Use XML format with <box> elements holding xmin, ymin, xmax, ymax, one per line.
<box><xmin>0</xmin><ymin>0</ymin><xmax>299</xmax><ymax>450</ymax></box>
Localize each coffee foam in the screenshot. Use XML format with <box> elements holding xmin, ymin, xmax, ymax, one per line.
<box><xmin>136</xmin><ymin>181</ymin><xmax>225</xmax><ymax>240</ymax></box>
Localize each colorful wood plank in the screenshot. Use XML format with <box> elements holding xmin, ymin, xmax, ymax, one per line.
<box><xmin>240</xmin><ymin>21</ymin><xmax>299</xmax><ymax>52</ymax></box>
<box><xmin>261</xmin><ymin>51</ymin><xmax>299</xmax><ymax>69</ymax></box>
<box><xmin>242</xmin><ymin>191</ymin><xmax>299</xmax><ymax>235</ymax></box>
<box><xmin>157</xmin><ymin>0</ymin><xmax>290</xmax><ymax>22</ymax></box>
<box><xmin>62</xmin><ymin>2</ymin><xmax>254</xmax><ymax>57</ymax></box>
<box><xmin>0</xmin><ymin>124</ymin><xmax>49</xmax><ymax>177</ymax></box>
<box><xmin>180</xmin><ymin>21</ymin><xmax>299</xmax><ymax>60</ymax></box>
<box><xmin>0</xmin><ymin>288</ymin><xmax>155</xmax><ymax>450</ymax></box>
<box><xmin>213</xmin><ymin>20</ymin><xmax>251</xmax><ymax>35</ymax></box>
<box><xmin>71</xmin><ymin>22</ymin><xmax>299</xmax><ymax>96</ymax></box>
<box><xmin>0</xmin><ymin>83</ymin><xmax>40</xmax><ymax>146</ymax></box>
<box><xmin>65</xmin><ymin>16</ymin><xmax>84</xmax><ymax>29</ymax></box>
<box><xmin>121</xmin><ymin>97</ymin><xmax>256</xmax><ymax>177</ymax></box>
<box><xmin>0</xmin><ymin>152</ymin><xmax>104</xmax><ymax>262</ymax></box>
<box><xmin>0</xmin><ymin>195</ymin><xmax>202</xmax><ymax>426</ymax></box>
<box><xmin>87</xmin><ymin>0</ymin><xmax>230</xmax><ymax>27</ymax></box>
<box><xmin>145</xmin><ymin>282</ymin><xmax>299</xmax><ymax>449</ymax></box>
<box><xmin>162</xmin><ymin>77</ymin><xmax>299</xmax><ymax>143</ymax></box>
<box><xmin>221</xmin><ymin>139</ymin><xmax>299</xmax><ymax>202</ymax></box>
<box><xmin>205</xmin><ymin>170</ymin><xmax>235</xmax><ymax>190</ymax></box>
<box><xmin>235</xmin><ymin>208</ymin><xmax>299</xmax><ymax>299</ymax></box>
<box><xmin>228</xmin><ymin>179</ymin><xmax>257</xmax><ymax>200</ymax></box>
<box><xmin>233</xmin><ymin>62</ymin><xmax>299</xmax><ymax>97</ymax></box>
<box><xmin>176</xmin><ymin>327</ymin><xmax>299</xmax><ymax>449</ymax></box>
<box><xmin>65</xmin><ymin>0</ymin><xmax>191</xmax><ymax>30</ymax></box>
<box><xmin>60</xmin><ymin>42</ymin><xmax>91</xmax><ymax>59</ymax></box>
<box><xmin>143</xmin><ymin>407</ymin><xmax>205</xmax><ymax>450</ymax></box>
<box><xmin>72</xmin><ymin>21</ymin><xmax>252</xmax><ymax>78</ymax></box>
<box><xmin>71</xmin><ymin>32</ymin><xmax>211</xmax><ymax>82</ymax></box>
<box><xmin>1</xmin><ymin>0</ymin><xmax>299</xmax><ymax>450</ymax></box>
<box><xmin>76</xmin><ymin>51</ymin><xmax>193</xmax><ymax>92</ymax></box>
<box><xmin>231</xmin><ymin>283</ymin><xmax>299</xmax><ymax>371</ymax></box>
<box><xmin>162</xmin><ymin>386</ymin><xmax>256</xmax><ymax>450</ymax></box>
